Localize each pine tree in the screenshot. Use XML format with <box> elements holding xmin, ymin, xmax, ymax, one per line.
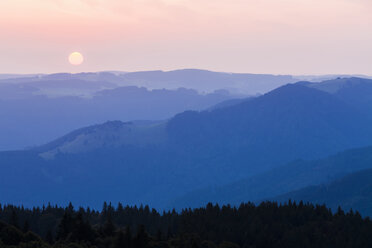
<box><xmin>56</xmin><ymin>212</ymin><xmax>72</xmax><ymax>240</ymax></box>
<box><xmin>22</xmin><ymin>220</ymin><xmax>30</xmax><ymax>233</ymax></box>
<box><xmin>10</xmin><ymin>209</ymin><xmax>19</xmax><ymax>228</ymax></box>
<box><xmin>167</xmin><ymin>226</ymin><xmax>173</xmax><ymax>239</ymax></box>
<box><xmin>113</xmin><ymin>229</ymin><xmax>126</xmax><ymax>248</ymax></box>
<box><xmin>156</xmin><ymin>229</ymin><xmax>163</xmax><ymax>241</ymax></box>
<box><xmin>124</xmin><ymin>225</ymin><xmax>132</xmax><ymax>248</ymax></box>
<box><xmin>46</xmin><ymin>229</ymin><xmax>54</xmax><ymax>244</ymax></box>
<box><xmin>103</xmin><ymin>214</ymin><xmax>116</xmax><ymax>236</ymax></box>
<box><xmin>134</xmin><ymin>224</ymin><xmax>149</xmax><ymax>248</ymax></box>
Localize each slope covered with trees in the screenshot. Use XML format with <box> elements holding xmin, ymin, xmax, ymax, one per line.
<box><xmin>172</xmin><ymin>145</ymin><xmax>372</xmax><ymax>209</ymax></box>
<box><xmin>1</xmin><ymin>202</ymin><xmax>372</xmax><ymax>248</ymax></box>
<box><xmin>273</xmin><ymin>168</ymin><xmax>372</xmax><ymax>216</ymax></box>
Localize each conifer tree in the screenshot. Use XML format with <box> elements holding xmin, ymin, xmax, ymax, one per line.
<box><xmin>46</xmin><ymin>229</ymin><xmax>54</xmax><ymax>244</ymax></box>
<box><xmin>10</xmin><ymin>210</ymin><xmax>18</xmax><ymax>228</ymax></box>
<box><xmin>103</xmin><ymin>214</ymin><xmax>116</xmax><ymax>236</ymax></box>
<box><xmin>22</xmin><ymin>220</ymin><xmax>29</xmax><ymax>233</ymax></box>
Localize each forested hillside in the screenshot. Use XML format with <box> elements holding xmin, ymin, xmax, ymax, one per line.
<box><xmin>1</xmin><ymin>202</ymin><xmax>372</xmax><ymax>248</ymax></box>
<box><xmin>173</xmin><ymin>145</ymin><xmax>372</xmax><ymax>209</ymax></box>
<box><xmin>273</xmin><ymin>168</ymin><xmax>372</xmax><ymax>216</ymax></box>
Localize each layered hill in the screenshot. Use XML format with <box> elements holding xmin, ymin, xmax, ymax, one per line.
<box><xmin>0</xmin><ymin>68</ymin><xmax>297</xmax><ymax>150</ymax></box>
<box><xmin>171</xmin><ymin>77</ymin><xmax>372</xmax><ymax>210</ymax></box>
<box><xmin>0</xmin><ymin>86</ymin><xmax>233</xmax><ymax>150</ymax></box>
<box><xmin>303</xmin><ymin>77</ymin><xmax>372</xmax><ymax>115</ymax></box>
<box><xmin>0</xmin><ymin>69</ymin><xmax>296</xmax><ymax>96</ymax></box>
<box><xmin>117</xmin><ymin>69</ymin><xmax>296</xmax><ymax>94</ymax></box>
<box><xmin>172</xmin><ymin>146</ymin><xmax>372</xmax><ymax>209</ymax></box>
<box><xmin>2</xmin><ymin>82</ymin><xmax>372</xmax><ymax>209</ymax></box>
<box><xmin>273</xmin><ymin>168</ymin><xmax>372</xmax><ymax>216</ymax></box>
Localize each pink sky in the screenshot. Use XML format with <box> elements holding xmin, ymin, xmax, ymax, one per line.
<box><xmin>0</xmin><ymin>0</ymin><xmax>371</xmax><ymax>74</ymax></box>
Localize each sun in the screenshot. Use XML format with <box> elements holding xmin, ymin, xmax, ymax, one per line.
<box><xmin>68</xmin><ymin>52</ymin><xmax>84</xmax><ymax>66</ymax></box>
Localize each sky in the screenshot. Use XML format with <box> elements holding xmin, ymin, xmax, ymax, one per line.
<box><xmin>0</xmin><ymin>0</ymin><xmax>371</xmax><ymax>75</ymax></box>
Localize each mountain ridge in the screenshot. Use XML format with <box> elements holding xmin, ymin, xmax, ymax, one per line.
<box><xmin>2</xmin><ymin>81</ymin><xmax>372</xmax><ymax>208</ymax></box>
<box><xmin>272</xmin><ymin>168</ymin><xmax>372</xmax><ymax>216</ymax></box>
<box><xmin>171</xmin><ymin>145</ymin><xmax>372</xmax><ymax>209</ymax></box>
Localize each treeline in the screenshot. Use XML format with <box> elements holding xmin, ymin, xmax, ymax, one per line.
<box><xmin>1</xmin><ymin>201</ymin><xmax>372</xmax><ymax>248</ymax></box>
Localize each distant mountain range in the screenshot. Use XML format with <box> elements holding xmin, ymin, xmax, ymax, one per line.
<box><xmin>303</xmin><ymin>77</ymin><xmax>372</xmax><ymax>116</ymax></box>
<box><xmin>0</xmin><ymin>86</ymin><xmax>235</xmax><ymax>151</ymax></box>
<box><xmin>2</xmin><ymin>78</ymin><xmax>372</xmax><ymax>210</ymax></box>
<box><xmin>115</xmin><ymin>69</ymin><xmax>296</xmax><ymax>94</ymax></box>
<box><xmin>2</xmin><ymin>70</ymin><xmax>371</xmax><ymax>96</ymax></box>
<box><xmin>294</xmin><ymin>74</ymin><xmax>372</xmax><ymax>82</ymax></box>
<box><xmin>4</xmin><ymin>72</ymin><xmax>372</xmax><ymax>152</ymax></box>
<box><xmin>0</xmin><ymin>69</ymin><xmax>305</xmax><ymax>150</ymax></box>
<box><xmin>0</xmin><ymin>69</ymin><xmax>296</xmax><ymax>97</ymax></box>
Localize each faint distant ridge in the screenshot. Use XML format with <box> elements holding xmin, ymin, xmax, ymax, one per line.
<box><xmin>117</xmin><ymin>69</ymin><xmax>296</xmax><ymax>94</ymax></box>
<box><xmin>300</xmin><ymin>77</ymin><xmax>372</xmax><ymax>116</ymax></box>
<box><xmin>293</xmin><ymin>74</ymin><xmax>372</xmax><ymax>82</ymax></box>
<box><xmin>302</xmin><ymin>77</ymin><xmax>372</xmax><ymax>93</ymax></box>
<box><xmin>2</xmin><ymin>70</ymin><xmax>371</xmax><ymax>95</ymax></box>
<box><xmin>6</xmin><ymin>69</ymin><xmax>372</xmax><ymax>98</ymax></box>
<box><xmin>0</xmin><ymin>69</ymin><xmax>297</xmax><ymax>96</ymax></box>
<box><xmin>0</xmin><ymin>74</ymin><xmax>41</xmax><ymax>80</ymax></box>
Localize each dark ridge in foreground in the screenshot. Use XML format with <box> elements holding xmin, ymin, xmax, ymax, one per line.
<box><xmin>1</xmin><ymin>201</ymin><xmax>372</xmax><ymax>248</ymax></box>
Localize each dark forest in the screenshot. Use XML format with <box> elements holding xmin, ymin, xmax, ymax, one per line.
<box><xmin>1</xmin><ymin>201</ymin><xmax>372</xmax><ymax>248</ymax></box>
